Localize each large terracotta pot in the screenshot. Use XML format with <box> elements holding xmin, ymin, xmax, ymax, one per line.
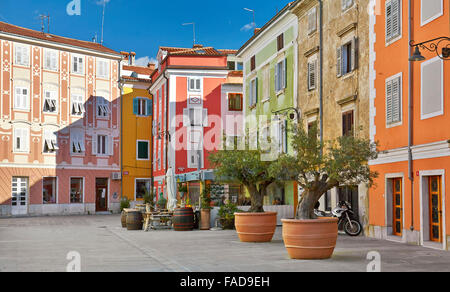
<box><xmin>235</xmin><ymin>212</ymin><xmax>277</xmax><ymax>242</ymax></box>
<box><xmin>282</xmin><ymin>218</ymin><xmax>338</xmax><ymax>260</ymax></box>
<box><xmin>200</xmin><ymin>209</ymin><xmax>211</xmax><ymax>230</ymax></box>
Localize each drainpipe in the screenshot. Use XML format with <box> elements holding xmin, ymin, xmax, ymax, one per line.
<box><xmin>318</xmin><ymin>0</ymin><xmax>324</xmax><ymax>153</ymax></box>
<box><xmin>408</xmin><ymin>0</ymin><xmax>414</xmax><ymax>231</ymax></box>
<box><xmin>163</xmin><ymin>71</ymin><xmax>169</xmax><ymax>198</ymax></box>
<box><xmin>118</xmin><ymin>59</ymin><xmax>123</xmax><ymax>202</ymax></box>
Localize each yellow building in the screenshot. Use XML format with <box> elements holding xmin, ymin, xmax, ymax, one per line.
<box><xmin>119</xmin><ymin>52</ymin><xmax>155</xmax><ymax>205</ymax></box>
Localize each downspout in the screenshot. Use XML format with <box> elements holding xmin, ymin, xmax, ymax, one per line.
<box><xmin>163</xmin><ymin>71</ymin><xmax>169</xmax><ymax>196</ymax></box>
<box><xmin>118</xmin><ymin>59</ymin><xmax>124</xmax><ymax>201</ymax></box>
<box><xmin>318</xmin><ymin>0</ymin><xmax>324</xmax><ymax>152</ymax></box>
<box><xmin>408</xmin><ymin>0</ymin><xmax>414</xmax><ymax>231</ymax></box>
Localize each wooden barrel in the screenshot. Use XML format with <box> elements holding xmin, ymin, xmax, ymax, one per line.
<box><xmin>173</xmin><ymin>207</ymin><xmax>194</xmax><ymax>231</ymax></box>
<box><xmin>121</xmin><ymin>211</ymin><xmax>127</xmax><ymax>228</ymax></box>
<box><xmin>126</xmin><ymin>210</ymin><xmax>143</xmax><ymax>231</ymax></box>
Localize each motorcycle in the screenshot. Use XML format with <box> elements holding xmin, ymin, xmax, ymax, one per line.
<box><xmin>314</xmin><ymin>201</ymin><xmax>362</xmax><ymax>236</ymax></box>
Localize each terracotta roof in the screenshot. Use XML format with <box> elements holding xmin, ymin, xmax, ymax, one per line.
<box><xmin>123</xmin><ymin>65</ymin><xmax>153</xmax><ymax>75</ymax></box>
<box><xmin>160</xmin><ymin>46</ymin><xmax>237</xmax><ymax>57</ymax></box>
<box><xmin>218</xmin><ymin>49</ymin><xmax>238</xmax><ymax>55</ymax></box>
<box><xmin>121</xmin><ymin>75</ymin><xmax>151</xmax><ymax>83</ymax></box>
<box><xmin>0</xmin><ymin>21</ymin><xmax>120</xmax><ymax>56</ymax></box>
<box><xmin>228</xmin><ymin>70</ymin><xmax>243</xmax><ymax>77</ymax></box>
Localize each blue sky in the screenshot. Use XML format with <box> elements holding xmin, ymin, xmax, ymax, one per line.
<box><xmin>0</xmin><ymin>0</ymin><xmax>292</xmax><ymax>65</ymax></box>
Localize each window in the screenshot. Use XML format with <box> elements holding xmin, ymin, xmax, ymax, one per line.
<box><xmin>386</xmin><ymin>74</ymin><xmax>402</xmax><ymax>125</ymax></box>
<box><xmin>71</xmin><ymin>94</ymin><xmax>85</xmax><ymax>116</ymax></box>
<box><xmin>250</xmin><ymin>56</ymin><xmax>256</xmax><ymax>71</ymax></box>
<box><xmin>263</xmin><ymin>67</ymin><xmax>270</xmax><ymax>100</ymax></box>
<box><xmin>97</xmin><ymin>96</ymin><xmax>110</xmax><ymax>118</ymax></box>
<box><xmin>249</xmin><ymin>78</ymin><xmax>258</xmax><ymax>107</ymax></box>
<box><xmin>188</xmin><ymin>78</ymin><xmax>201</xmax><ymax>92</ymax></box>
<box><xmin>421</xmin><ymin>0</ymin><xmax>443</xmax><ymax>26</ymax></box>
<box><xmin>337</xmin><ymin>37</ymin><xmax>358</xmax><ymax>77</ymax></box>
<box><xmin>135</xmin><ymin>179</ymin><xmax>150</xmax><ymax>200</ymax></box>
<box><xmin>275</xmin><ymin>59</ymin><xmax>287</xmax><ymax>93</ymax></box>
<box><xmin>137</xmin><ymin>141</ymin><xmax>149</xmax><ymax>160</ymax></box>
<box><xmin>342</xmin><ymin>0</ymin><xmax>354</xmax><ymax>11</ymax></box>
<box><xmin>43</xmin><ymin>90</ymin><xmax>57</xmax><ymax>113</ymax></box>
<box><xmin>72</xmin><ymin>55</ymin><xmax>84</xmax><ymax>74</ymax></box>
<box><xmin>421</xmin><ymin>57</ymin><xmax>443</xmax><ymax>119</ymax></box>
<box><xmin>133</xmin><ymin>97</ymin><xmax>152</xmax><ymax>116</ymax></box>
<box><xmin>386</xmin><ymin>0</ymin><xmax>401</xmax><ymax>43</ymax></box>
<box><xmin>228</xmin><ymin>93</ymin><xmax>243</xmax><ymax>111</ymax></box>
<box><xmin>43</xmin><ymin>177</ymin><xmax>57</xmax><ymax>204</ymax></box>
<box><xmin>277</xmin><ymin>34</ymin><xmax>284</xmax><ymax>51</ymax></box>
<box><xmin>342</xmin><ymin>110</ymin><xmax>354</xmax><ymax>136</ymax></box>
<box><xmin>14</xmin><ymin>44</ymin><xmax>29</xmax><ymax>66</ymax></box>
<box><xmin>44</xmin><ymin>49</ymin><xmax>58</xmax><ymax>71</ymax></box>
<box><xmin>308</xmin><ymin>58</ymin><xmax>318</xmax><ymax>91</ymax></box>
<box><xmin>227</xmin><ymin>61</ymin><xmax>236</xmax><ymax>70</ymax></box>
<box><xmin>97</xmin><ymin>135</ymin><xmax>108</xmax><ymax>155</ymax></box>
<box><xmin>189</xmin><ymin>108</ymin><xmax>203</xmax><ymax>127</ymax></box>
<box><xmin>12</xmin><ymin>177</ymin><xmax>28</xmax><ymax>207</ymax></box>
<box><xmin>14</xmin><ymin>128</ymin><xmax>29</xmax><ymax>152</ymax></box>
<box><xmin>70</xmin><ymin>178</ymin><xmax>83</xmax><ymax>203</ymax></box>
<box><xmin>96</xmin><ymin>59</ymin><xmax>109</xmax><ymax>78</ymax></box>
<box><xmin>308</xmin><ymin>7</ymin><xmax>317</xmax><ymax>34</ymax></box>
<box><xmin>43</xmin><ymin>130</ymin><xmax>58</xmax><ymax>153</ymax></box>
<box><xmin>14</xmin><ymin>86</ymin><xmax>29</xmax><ymax>110</ymax></box>
<box><xmin>236</xmin><ymin>62</ymin><xmax>244</xmax><ymax>71</ymax></box>
<box><xmin>70</xmin><ymin>129</ymin><xmax>85</xmax><ymax>154</ymax></box>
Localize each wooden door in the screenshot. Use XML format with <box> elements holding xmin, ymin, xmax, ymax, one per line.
<box><xmin>429</xmin><ymin>176</ymin><xmax>442</xmax><ymax>243</ymax></box>
<box><xmin>95</xmin><ymin>178</ymin><xmax>108</xmax><ymax>212</ymax></box>
<box><xmin>392</xmin><ymin>178</ymin><xmax>402</xmax><ymax>236</ymax></box>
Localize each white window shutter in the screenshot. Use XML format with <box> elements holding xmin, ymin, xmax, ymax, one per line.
<box><xmin>202</xmin><ymin>108</ymin><xmax>208</xmax><ymax>127</ymax></box>
<box><xmin>392</xmin><ymin>77</ymin><xmax>401</xmax><ymax>123</ymax></box>
<box><xmin>391</xmin><ymin>0</ymin><xmax>400</xmax><ymax>38</ymax></box>
<box><xmin>351</xmin><ymin>37</ymin><xmax>358</xmax><ymax>71</ymax></box>
<box><xmin>386</xmin><ymin>1</ymin><xmax>392</xmax><ymax>40</ymax></box>
<box><xmin>386</xmin><ymin>80</ymin><xmax>393</xmax><ymax>124</ymax></box>
<box><xmin>275</xmin><ymin>64</ymin><xmax>279</xmax><ymax>92</ymax></box>
<box><xmin>183</xmin><ymin>108</ymin><xmax>189</xmax><ymax>127</ymax></box>
<box><xmin>92</xmin><ymin>134</ymin><xmax>97</xmax><ymax>155</ymax></box>
<box><xmin>24</xmin><ymin>129</ymin><xmax>29</xmax><ymax>151</ymax></box>
<box><xmin>337</xmin><ymin>47</ymin><xmax>342</xmax><ymax>77</ymax></box>
<box><xmin>109</xmin><ymin>136</ymin><xmax>114</xmax><ymax>156</ymax></box>
<box><xmin>283</xmin><ymin>59</ymin><xmax>287</xmax><ymax>89</ymax></box>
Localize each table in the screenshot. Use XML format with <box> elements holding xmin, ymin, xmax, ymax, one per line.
<box><xmin>143</xmin><ymin>212</ymin><xmax>173</xmax><ymax>231</ymax></box>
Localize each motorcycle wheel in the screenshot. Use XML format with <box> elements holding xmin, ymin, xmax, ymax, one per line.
<box><xmin>344</xmin><ymin>219</ymin><xmax>362</xmax><ymax>236</ymax></box>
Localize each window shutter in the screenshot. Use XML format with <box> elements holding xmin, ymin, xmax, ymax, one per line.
<box><xmin>255</xmin><ymin>78</ymin><xmax>258</xmax><ymax>103</ymax></box>
<box><xmin>24</xmin><ymin>129</ymin><xmax>29</xmax><ymax>151</ymax></box>
<box><xmin>283</xmin><ymin>120</ymin><xmax>288</xmax><ymax>153</ymax></box>
<box><xmin>392</xmin><ymin>77</ymin><xmax>401</xmax><ymax>123</ymax></box>
<box><xmin>202</xmin><ymin>109</ymin><xmax>209</xmax><ymax>127</ymax></box>
<box><xmin>183</xmin><ymin>108</ymin><xmax>190</xmax><ymax>127</ymax></box>
<box><xmin>283</xmin><ymin>59</ymin><xmax>287</xmax><ymax>89</ymax></box>
<box><xmin>147</xmin><ymin>99</ymin><xmax>153</xmax><ymax>116</ymax></box>
<box><xmin>133</xmin><ymin>98</ymin><xmax>138</xmax><ymax>115</ymax></box>
<box><xmin>386</xmin><ymin>1</ymin><xmax>392</xmax><ymax>40</ymax></box>
<box><xmin>337</xmin><ymin>47</ymin><xmax>342</xmax><ymax>77</ymax></box>
<box><xmin>275</xmin><ymin>64</ymin><xmax>279</xmax><ymax>92</ymax></box>
<box><xmin>92</xmin><ymin>134</ymin><xmax>97</xmax><ymax>155</ymax></box>
<box><xmin>386</xmin><ymin>80</ymin><xmax>393</xmax><ymax>124</ymax></box>
<box><xmin>109</xmin><ymin>136</ymin><xmax>114</xmax><ymax>156</ymax></box>
<box><xmin>351</xmin><ymin>37</ymin><xmax>358</xmax><ymax>71</ymax></box>
<box><xmin>391</xmin><ymin>0</ymin><xmax>400</xmax><ymax>38</ymax></box>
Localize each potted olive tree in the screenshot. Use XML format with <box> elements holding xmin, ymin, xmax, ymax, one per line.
<box><xmin>200</xmin><ymin>184</ymin><xmax>212</xmax><ymax>230</ymax></box>
<box><xmin>209</xmin><ymin>139</ymin><xmax>278</xmax><ymax>242</ymax></box>
<box><xmin>269</xmin><ymin>123</ymin><xmax>378</xmax><ymax>259</ymax></box>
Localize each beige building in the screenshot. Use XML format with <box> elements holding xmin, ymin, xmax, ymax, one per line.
<box><xmin>292</xmin><ymin>0</ymin><xmax>371</xmax><ymax>228</ymax></box>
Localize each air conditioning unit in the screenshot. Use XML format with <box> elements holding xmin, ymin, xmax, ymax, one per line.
<box><xmin>111</xmin><ymin>172</ymin><xmax>122</xmax><ymax>181</ymax></box>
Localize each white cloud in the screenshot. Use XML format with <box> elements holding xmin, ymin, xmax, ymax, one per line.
<box><xmin>96</xmin><ymin>0</ymin><xmax>111</xmax><ymax>5</ymax></box>
<box><xmin>240</xmin><ymin>22</ymin><xmax>256</xmax><ymax>32</ymax></box>
<box><xmin>135</xmin><ymin>56</ymin><xmax>158</xmax><ymax>68</ymax></box>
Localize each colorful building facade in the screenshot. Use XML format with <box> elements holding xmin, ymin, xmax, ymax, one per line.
<box><xmin>119</xmin><ymin>52</ymin><xmax>154</xmax><ymax>206</ymax></box>
<box><xmin>0</xmin><ymin>22</ymin><xmax>122</xmax><ymax>216</ymax></box>
<box><xmin>236</xmin><ymin>2</ymin><xmax>299</xmax><ymax>223</ymax></box>
<box><xmin>150</xmin><ymin>45</ymin><xmax>242</xmax><ymax>206</ymax></box>
<box><xmin>368</xmin><ymin>0</ymin><xmax>450</xmax><ymax>250</ymax></box>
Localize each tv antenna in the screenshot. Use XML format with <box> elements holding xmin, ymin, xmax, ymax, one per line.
<box><xmin>39</xmin><ymin>14</ymin><xmax>50</xmax><ymax>33</ymax></box>
<box><xmin>101</xmin><ymin>0</ymin><xmax>107</xmax><ymax>45</ymax></box>
<box><xmin>182</xmin><ymin>22</ymin><xmax>196</xmax><ymax>46</ymax></box>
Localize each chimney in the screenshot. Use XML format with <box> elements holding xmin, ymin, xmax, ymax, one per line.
<box><xmin>193</xmin><ymin>44</ymin><xmax>204</xmax><ymax>49</ymax></box>
<box><xmin>129</xmin><ymin>52</ymin><xmax>136</xmax><ymax>65</ymax></box>
<box><xmin>254</xmin><ymin>28</ymin><xmax>261</xmax><ymax>35</ymax></box>
<box><xmin>147</xmin><ymin>63</ymin><xmax>155</xmax><ymax>70</ymax></box>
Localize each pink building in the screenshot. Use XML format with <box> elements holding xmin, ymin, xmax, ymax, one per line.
<box><xmin>150</xmin><ymin>45</ymin><xmax>243</xmax><ymax>204</ymax></box>
<box><xmin>0</xmin><ymin>22</ymin><xmax>122</xmax><ymax>216</ymax></box>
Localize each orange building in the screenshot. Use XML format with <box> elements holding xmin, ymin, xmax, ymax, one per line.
<box><xmin>368</xmin><ymin>0</ymin><xmax>449</xmax><ymax>250</ymax></box>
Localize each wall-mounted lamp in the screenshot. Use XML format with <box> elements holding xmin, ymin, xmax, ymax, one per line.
<box><xmin>409</xmin><ymin>37</ymin><xmax>450</xmax><ymax>62</ymax></box>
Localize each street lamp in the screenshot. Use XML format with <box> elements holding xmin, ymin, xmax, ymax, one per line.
<box><xmin>409</xmin><ymin>37</ymin><xmax>450</xmax><ymax>62</ymax></box>
<box><xmin>272</xmin><ymin>107</ymin><xmax>302</xmax><ymax>121</ymax></box>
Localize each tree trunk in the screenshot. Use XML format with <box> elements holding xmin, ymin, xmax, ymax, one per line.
<box><xmin>296</xmin><ymin>190</ymin><xmax>322</xmax><ymax>220</ymax></box>
<box><xmin>245</xmin><ymin>184</ymin><xmax>265</xmax><ymax>213</ymax></box>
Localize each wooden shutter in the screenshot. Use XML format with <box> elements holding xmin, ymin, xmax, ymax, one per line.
<box><xmin>251</xmin><ymin>56</ymin><xmax>256</xmax><ymax>71</ymax></box>
<box><xmin>392</xmin><ymin>77</ymin><xmax>401</xmax><ymax>123</ymax></box>
<box><xmin>283</xmin><ymin>58</ymin><xmax>287</xmax><ymax>89</ymax></box>
<box><xmin>337</xmin><ymin>47</ymin><xmax>342</xmax><ymax>77</ymax></box>
<box><xmin>275</xmin><ymin>63</ymin><xmax>279</xmax><ymax>92</ymax></box>
<box><xmin>203</xmin><ymin>109</ymin><xmax>209</xmax><ymax>127</ymax></box>
<box><xmin>108</xmin><ymin>136</ymin><xmax>114</xmax><ymax>156</ymax></box>
<box><xmin>92</xmin><ymin>134</ymin><xmax>97</xmax><ymax>155</ymax></box>
<box><xmin>133</xmin><ymin>98</ymin><xmax>138</xmax><ymax>115</ymax></box>
<box><xmin>351</xmin><ymin>37</ymin><xmax>358</xmax><ymax>71</ymax></box>
<box><xmin>386</xmin><ymin>80</ymin><xmax>393</xmax><ymax>124</ymax></box>
<box><xmin>147</xmin><ymin>98</ymin><xmax>153</xmax><ymax>116</ymax></box>
<box><xmin>183</xmin><ymin>108</ymin><xmax>190</xmax><ymax>127</ymax></box>
<box><xmin>255</xmin><ymin>78</ymin><xmax>258</xmax><ymax>103</ymax></box>
<box><xmin>391</xmin><ymin>0</ymin><xmax>400</xmax><ymax>38</ymax></box>
<box><xmin>386</xmin><ymin>1</ymin><xmax>392</xmax><ymax>40</ymax></box>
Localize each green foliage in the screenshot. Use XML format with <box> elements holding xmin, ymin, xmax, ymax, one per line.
<box><xmin>201</xmin><ymin>184</ymin><xmax>212</xmax><ymax>210</ymax></box>
<box><xmin>218</xmin><ymin>202</ymin><xmax>242</xmax><ymax>229</ymax></box>
<box><xmin>178</xmin><ymin>183</ymin><xmax>188</xmax><ymax>193</ymax></box>
<box><xmin>142</xmin><ymin>188</ymin><xmax>154</xmax><ymax>206</ymax></box>
<box><xmin>269</xmin><ymin>122</ymin><xmax>379</xmax><ymax>219</ymax></box>
<box><xmin>120</xmin><ymin>197</ymin><xmax>130</xmax><ymax>211</ymax></box>
<box><xmin>157</xmin><ymin>195</ymin><xmax>167</xmax><ymax>209</ymax></box>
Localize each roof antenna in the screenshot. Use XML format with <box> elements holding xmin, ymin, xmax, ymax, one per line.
<box><xmin>39</xmin><ymin>14</ymin><xmax>50</xmax><ymax>33</ymax></box>
<box><xmin>182</xmin><ymin>22</ymin><xmax>196</xmax><ymax>47</ymax></box>
<box><xmin>101</xmin><ymin>0</ymin><xmax>106</xmax><ymax>45</ymax></box>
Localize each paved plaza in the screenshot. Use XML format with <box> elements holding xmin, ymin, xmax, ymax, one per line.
<box><xmin>0</xmin><ymin>215</ymin><xmax>449</xmax><ymax>272</ymax></box>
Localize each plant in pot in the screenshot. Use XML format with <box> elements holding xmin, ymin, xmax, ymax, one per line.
<box><xmin>209</xmin><ymin>136</ymin><xmax>278</xmax><ymax>242</ymax></box>
<box><xmin>269</xmin><ymin>123</ymin><xmax>378</xmax><ymax>259</ymax></box>
<box><xmin>218</xmin><ymin>201</ymin><xmax>242</xmax><ymax>229</ymax></box>
<box><xmin>157</xmin><ymin>194</ymin><xmax>167</xmax><ymax>211</ymax></box>
<box><xmin>200</xmin><ymin>184</ymin><xmax>212</xmax><ymax>230</ymax></box>
<box><xmin>143</xmin><ymin>189</ymin><xmax>155</xmax><ymax>211</ymax></box>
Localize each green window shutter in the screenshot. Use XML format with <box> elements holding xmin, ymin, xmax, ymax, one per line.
<box><xmin>255</xmin><ymin>78</ymin><xmax>258</xmax><ymax>103</ymax></box>
<box><xmin>147</xmin><ymin>98</ymin><xmax>153</xmax><ymax>116</ymax></box>
<box><xmin>138</xmin><ymin>141</ymin><xmax>149</xmax><ymax>159</ymax></box>
<box><xmin>284</xmin><ymin>58</ymin><xmax>288</xmax><ymax>89</ymax></box>
<box><xmin>133</xmin><ymin>98</ymin><xmax>138</xmax><ymax>115</ymax></box>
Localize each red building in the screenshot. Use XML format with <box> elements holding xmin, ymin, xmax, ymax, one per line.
<box><xmin>150</xmin><ymin>45</ymin><xmax>243</xmax><ymax>205</ymax></box>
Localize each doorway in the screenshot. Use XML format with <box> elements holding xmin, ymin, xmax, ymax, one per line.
<box><xmin>11</xmin><ymin>177</ymin><xmax>28</xmax><ymax>216</ymax></box>
<box><xmin>392</xmin><ymin>178</ymin><xmax>403</xmax><ymax>236</ymax></box>
<box><xmin>96</xmin><ymin>178</ymin><xmax>108</xmax><ymax>212</ymax></box>
<box><xmin>429</xmin><ymin>176</ymin><xmax>443</xmax><ymax>243</ymax></box>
